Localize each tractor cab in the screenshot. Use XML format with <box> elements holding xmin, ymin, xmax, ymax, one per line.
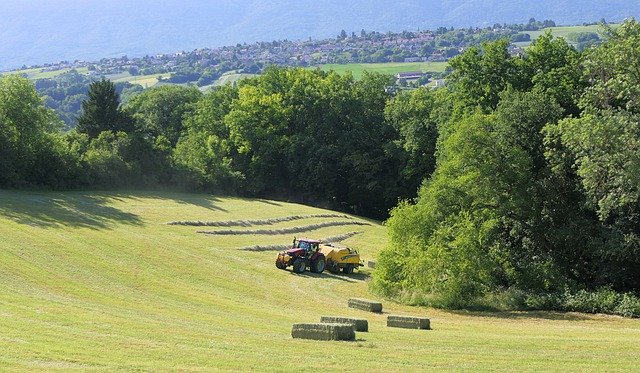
<box><xmin>291</xmin><ymin>237</ymin><xmax>320</xmax><ymax>257</ymax></box>
<box><xmin>276</xmin><ymin>237</ymin><xmax>326</xmax><ymax>273</ymax></box>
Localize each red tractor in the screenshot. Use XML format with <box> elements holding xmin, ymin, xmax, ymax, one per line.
<box><xmin>275</xmin><ymin>238</ymin><xmax>326</xmax><ymax>274</ymax></box>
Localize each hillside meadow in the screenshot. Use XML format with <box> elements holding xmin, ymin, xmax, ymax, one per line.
<box><xmin>525</xmin><ymin>24</ymin><xmax>605</xmax><ymax>41</ymax></box>
<box><xmin>0</xmin><ymin>190</ymin><xmax>639</xmax><ymax>371</ymax></box>
<box><xmin>111</xmin><ymin>73</ymin><xmax>172</xmax><ymax>88</ymax></box>
<box><xmin>317</xmin><ymin>62</ymin><xmax>448</xmax><ymax>79</ymax></box>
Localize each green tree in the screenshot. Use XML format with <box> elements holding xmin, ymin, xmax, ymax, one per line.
<box><xmin>374</xmin><ymin>113</ymin><xmax>533</xmax><ymax>306</ymax></box>
<box><xmin>80</xmin><ymin>131</ymin><xmax>133</xmax><ymax>187</ymax></box>
<box><xmin>384</xmin><ymin>87</ymin><xmax>439</xmax><ymax>193</ymax></box>
<box><xmin>174</xmin><ymin>67</ymin><xmax>403</xmax><ymax>217</ymax></box>
<box><xmin>339</xmin><ymin>71</ymin><xmax>402</xmax><ymax>217</ymax></box>
<box><xmin>173</xmin><ymin>85</ymin><xmax>240</xmax><ymax>191</ymax></box>
<box><xmin>524</xmin><ymin>32</ymin><xmax>583</xmax><ymax>116</ymax></box>
<box><xmin>448</xmin><ymin>39</ymin><xmax>519</xmax><ymax>111</ymax></box>
<box><xmin>77</xmin><ymin>79</ymin><xmax>132</xmax><ymax>138</ymax></box>
<box><xmin>546</xmin><ymin>18</ymin><xmax>640</xmax><ymax>290</ymax></box>
<box><xmin>0</xmin><ymin>75</ymin><xmax>71</xmax><ymax>187</ymax></box>
<box><xmin>580</xmin><ymin>19</ymin><xmax>640</xmax><ymax>114</ymax></box>
<box><xmin>124</xmin><ymin>85</ymin><xmax>201</xmax><ymax>146</ymax></box>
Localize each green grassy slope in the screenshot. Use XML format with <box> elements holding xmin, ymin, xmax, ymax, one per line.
<box><xmin>0</xmin><ymin>67</ymin><xmax>90</xmax><ymax>80</ymax></box>
<box><xmin>0</xmin><ymin>69</ymin><xmax>171</xmax><ymax>88</ymax></box>
<box><xmin>1</xmin><ymin>190</ymin><xmax>639</xmax><ymax>371</ymax></box>
<box><xmin>199</xmin><ymin>72</ymin><xmax>259</xmax><ymax>92</ymax></box>
<box><xmin>516</xmin><ymin>24</ymin><xmax>618</xmax><ymax>47</ymax></box>
<box><xmin>526</xmin><ymin>24</ymin><xmax>604</xmax><ymax>40</ymax></box>
<box><xmin>214</xmin><ymin>72</ymin><xmax>258</xmax><ymax>86</ymax></box>
<box><xmin>110</xmin><ymin>72</ymin><xmax>172</xmax><ymax>88</ymax></box>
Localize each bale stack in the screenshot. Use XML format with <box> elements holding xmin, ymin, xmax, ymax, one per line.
<box><xmin>320</xmin><ymin>316</ymin><xmax>368</xmax><ymax>332</ymax></box>
<box><xmin>291</xmin><ymin>323</ymin><xmax>355</xmax><ymax>341</ymax></box>
<box><xmin>387</xmin><ymin>315</ymin><xmax>431</xmax><ymax>330</ymax></box>
<box><xmin>348</xmin><ymin>298</ymin><xmax>383</xmax><ymax>313</ymax></box>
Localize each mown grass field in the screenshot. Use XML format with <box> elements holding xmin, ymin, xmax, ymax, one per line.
<box><xmin>214</xmin><ymin>71</ymin><xmax>258</xmax><ymax>86</ymax></box>
<box><xmin>199</xmin><ymin>72</ymin><xmax>259</xmax><ymax>92</ymax></box>
<box><xmin>317</xmin><ymin>62</ymin><xmax>448</xmax><ymax>79</ymax></box>
<box><xmin>0</xmin><ymin>67</ymin><xmax>90</xmax><ymax>80</ymax></box>
<box><xmin>1</xmin><ymin>190</ymin><xmax>639</xmax><ymax>371</ymax></box>
<box><xmin>110</xmin><ymin>72</ymin><xmax>172</xmax><ymax>88</ymax></box>
<box><xmin>525</xmin><ymin>24</ymin><xmax>604</xmax><ymax>40</ymax></box>
<box><xmin>0</xmin><ymin>68</ymin><xmax>170</xmax><ymax>88</ymax></box>
<box><xmin>517</xmin><ymin>23</ymin><xmax>618</xmax><ymax>47</ymax></box>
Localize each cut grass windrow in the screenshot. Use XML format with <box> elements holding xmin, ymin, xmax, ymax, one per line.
<box><xmin>168</xmin><ymin>214</ymin><xmax>351</xmax><ymax>227</ymax></box>
<box><xmin>197</xmin><ymin>221</ymin><xmax>370</xmax><ymax>236</ymax></box>
<box><xmin>239</xmin><ymin>231</ymin><xmax>363</xmax><ymax>251</ymax></box>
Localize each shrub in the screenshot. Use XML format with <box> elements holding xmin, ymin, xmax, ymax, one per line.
<box><xmin>563</xmin><ymin>288</ymin><xmax>621</xmax><ymax>314</ymax></box>
<box><xmin>615</xmin><ymin>294</ymin><xmax>640</xmax><ymax>318</ymax></box>
<box><xmin>522</xmin><ymin>288</ymin><xmax>640</xmax><ymax>317</ymax></box>
<box><xmin>523</xmin><ymin>292</ymin><xmax>564</xmax><ymax>311</ymax></box>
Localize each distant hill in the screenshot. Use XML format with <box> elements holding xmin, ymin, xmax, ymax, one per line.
<box><xmin>2</xmin><ymin>0</ymin><xmax>639</xmax><ymax>70</ymax></box>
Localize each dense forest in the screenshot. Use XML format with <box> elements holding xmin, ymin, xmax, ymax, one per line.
<box><xmin>2</xmin><ymin>20</ymin><xmax>640</xmax><ymax>315</ymax></box>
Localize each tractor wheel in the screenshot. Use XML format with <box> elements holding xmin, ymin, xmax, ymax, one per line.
<box><xmin>343</xmin><ymin>265</ymin><xmax>354</xmax><ymax>274</ymax></box>
<box><xmin>275</xmin><ymin>260</ymin><xmax>286</xmax><ymax>270</ymax></box>
<box><xmin>311</xmin><ymin>257</ymin><xmax>326</xmax><ymax>274</ymax></box>
<box><xmin>327</xmin><ymin>261</ymin><xmax>340</xmax><ymax>273</ymax></box>
<box><xmin>292</xmin><ymin>258</ymin><xmax>306</xmax><ymax>274</ymax></box>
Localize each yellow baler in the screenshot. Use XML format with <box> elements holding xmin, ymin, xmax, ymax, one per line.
<box><xmin>318</xmin><ymin>244</ymin><xmax>363</xmax><ymax>274</ymax></box>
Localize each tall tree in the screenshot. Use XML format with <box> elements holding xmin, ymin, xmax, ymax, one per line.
<box><xmin>374</xmin><ymin>113</ymin><xmax>533</xmax><ymax>306</ymax></box>
<box><xmin>524</xmin><ymin>32</ymin><xmax>583</xmax><ymax>116</ymax></box>
<box><xmin>448</xmin><ymin>38</ymin><xmax>519</xmax><ymax>111</ymax></box>
<box><xmin>0</xmin><ymin>75</ymin><xmax>70</xmax><ymax>187</ymax></box>
<box><xmin>77</xmin><ymin>79</ymin><xmax>131</xmax><ymax>137</ymax></box>
<box><xmin>384</xmin><ymin>87</ymin><xmax>439</xmax><ymax>189</ymax></box>
<box><xmin>124</xmin><ymin>85</ymin><xmax>201</xmax><ymax>146</ymax></box>
<box><xmin>173</xmin><ymin>84</ymin><xmax>240</xmax><ymax>191</ymax></box>
<box><xmin>551</xmin><ymin>19</ymin><xmax>640</xmax><ymax>290</ymax></box>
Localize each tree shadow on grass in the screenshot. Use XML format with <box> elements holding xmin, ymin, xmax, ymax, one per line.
<box><xmin>120</xmin><ymin>191</ymin><xmax>229</xmax><ymax>212</ymax></box>
<box><xmin>0</xmin><ymin>192</ymin><xmax>143</xmax><ymax>229</ymax></box>
<box><xmin>256</xmin><ymin>199</ymin><xmax>282</xmax><ymax>207</ymax></box>
<box><xmin>448</xmin><ymin>309</ymin><xmax>593</xmax><ymax>321</ymax></box>
<box><xmin>291</xmin><ymin>270</ymin><xmax>370</xmax><ymax>283</ymax></box>
<box><xmin>0</xmin><ymin>190</ymin><xmax>235</xmax><ymax>230</ymax></box>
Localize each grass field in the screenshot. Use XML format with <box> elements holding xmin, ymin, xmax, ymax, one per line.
<box><xmin>517</xmin><ymin>24</ymin><xmax>618</xmax><ymax>47</ymax></box>
<box><xmin>215</xmin><ymin>71</ymin><xmax>258</xmax><ymax>86</ymax></box>
<box><xmin>0</xmin><ymin>66</ymin><xmax>90</xmax><ymax>80</ymax></box>
<box><xmin>199</xmin><ymin>72</ymin><xmax>259</xmax><ymax>92</ymax></box>
<box><xmin>1</xmin><ymin>190</ymin><xmax>639</xmax><ymax>371</ymax></box>
<box><xmin>110</xmin><ymin>72</ymin><xmax>172</xmax><ymax>88</ymax></box>
<box><xmin>317</xmin><ymin>62</ymin><xmax>448</xmax><ymax>79</ymax></box>
<box><xmin>0</xmin><ymin>67</ymin><xmax>169</xmax><ymax>88</ymax></box>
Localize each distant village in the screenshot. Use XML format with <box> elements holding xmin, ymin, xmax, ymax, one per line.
<box><xmin>12</xmin><ymin>19</ymin><xmax>556</xmax><ymax>88</ymax></box>
<box><xmin>12</xmin><ymin>17</ymin><xmax>606</xmax><ymax>128</ymax></box>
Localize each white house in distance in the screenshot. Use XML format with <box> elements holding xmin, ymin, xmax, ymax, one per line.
<box><xmin>395</xmin><ymin>71</ymin><xmax>425</xmax><ymax>85</ymax></box>
<box><xmin>396</xmin><ymin>71</ymin><xmax>423</xmax><ymax>80</ymax></box>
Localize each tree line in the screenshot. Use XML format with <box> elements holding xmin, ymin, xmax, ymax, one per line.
<box><xmin>1</xmin><ymin>65</ymin><xmax>428</xmax><ymax>218</ymax></box>
<box><xmin>2</xmin><ymin>19</ymin><xmax>639</xmax><ymax>315</ymax></box>
<box><xmin>373</xmin><ymin>20</ymin><xmax>640</xmax><ymax>316</ymax></box>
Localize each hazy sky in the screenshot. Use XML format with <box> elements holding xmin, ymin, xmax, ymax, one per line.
<box><xmin>1</xmin><ymin>1</ymin><xmax>638</xmax><ymax>70</ymax></box>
